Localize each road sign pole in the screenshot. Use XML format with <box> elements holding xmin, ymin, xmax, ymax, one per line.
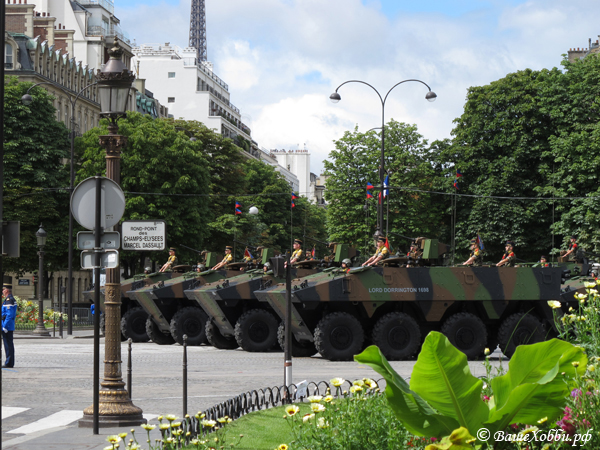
<box><xmin>93</xmin><ymin>175</ymin><xmax>101</xmax><ymax>434</ymax></box>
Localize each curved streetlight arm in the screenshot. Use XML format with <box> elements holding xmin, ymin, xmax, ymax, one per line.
<box><xmin>334</xmin><ymin>79</ymin><xmax>384</xmax><ymax>106</ymax></box>
<box><xmin>24</xmin><ymin>81</ymin><xmax>98</xmax><ymax>109</ymax></box>
<box><xmin>382</xmin><ymin>79</ymin><xmax>434</xmax><ymax>105</ymax></box>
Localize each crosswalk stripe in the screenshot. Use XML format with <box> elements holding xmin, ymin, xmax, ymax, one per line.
<box><xmin>2</xmin><ymin>407</ymin><xmax>30</xmax><ymax>419</ymax></box>
<box><xmin>7</xmin><ymin>410</ymin><xmax>84</xmax><ymax>435</ymax></box>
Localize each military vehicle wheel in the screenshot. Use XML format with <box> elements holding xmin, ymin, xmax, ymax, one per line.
<box><xmin>170</xmin><ymin>307</ymin><xmax>208</xmax><ymax>346</ymax></box>
<box><xmin>206</xmin><ymin>320</ymin><xmax>239</xmax><ymax>349</ymax></box>
<box><xmin>121</xmin><ymin>307</ymin><xmax>150</xmax><ymax>342</ymax></box>
<box><xmin>314</xmin><ymin>312</ymin><xmax>364</xmax><ymax>361</ymax></box>
<box><xmin>441</xmin><ymin>313</ymin><xmax>487</xmax><ymax>360</ymax></box>
<box><xmin>371</xmin><ymin>312</ymin><xmax>421</xmax><ymax>360</ymax></box>
<box><xmin>146</xmin><ymin>316</ymin><xmax>175</xmax><ymax>345</ymax></box>
<box><xmin>498</xmin><ymin>313</ymin><xmax>545</xmax><ymax>358</ymax></box>
<box><xmin>235</xmin><ymin>309</ymin><xmax>280</xmax><ymax>352</ymax></box>
<box><xmin>277</xmin><ymin>323</ymin><xmax>317</xmax><ymax>357</ymax></box>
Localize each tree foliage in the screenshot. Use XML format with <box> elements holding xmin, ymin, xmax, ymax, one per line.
<box><xmin>3</xmin><ymin>77</ymin><xmax>70</xmax><ymax>275</ymax></box>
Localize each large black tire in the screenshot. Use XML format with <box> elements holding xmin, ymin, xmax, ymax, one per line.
<box><xmin>314</xmin><ymin>312</ymin><xmax>364</xmax><ymax>361</ymax></box>
<box><xmin>234</xmin><ymin>309</ymin><xmax>280</xmax><ymax>352</ymax></box>
<box><xmin>371</xmin><ymin>312</ymin><xmax>421</xmax><ymax>360</ymax></box>
<box><xmin>120</xmin><ymin>307</ymin><xmax>150</xmax><ymax>342</ymax></box>
<box><xmin>498</xmin><ymin>313</ymin><xmax>545</xmax><ymax>358</ymax></box>
<box><xmin>206</xmin><ymin>320</ymin><xmax>239</xmax><ymax>350</ymax></box>
<box><xmin>277</xmin><ymin>323</ymin><xmax>317</xmax><ymax>357</ymax></box>
<box><xmin>145</xmin><ymin>316</ymin><xmax>175</xmax><ymax>345</ymax></box>
<box><xmin>170</xmin><ymin>307</ymin><xmax>209</xmax><ymax>346</ymax></box>
<box><xmin>441</xmin><ymin>312</ymin><xmax>487</xmax><ymax>360</ymax></box>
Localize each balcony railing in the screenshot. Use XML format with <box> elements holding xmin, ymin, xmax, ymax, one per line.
<box><xmin>87</xmin><ymin>24</ymin><xmax>130</xmax><ymax>44</ymax></box>
<box><xmin>78</xmin><ymin>0</ymin><xmax>114</xmax><ymax>14</ymax></box>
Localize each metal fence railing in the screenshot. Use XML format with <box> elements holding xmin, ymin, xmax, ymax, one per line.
<box><xmin>15</xmin><ymin>306</ymin><xmax>93</xmax><ymax>330</ymax></box>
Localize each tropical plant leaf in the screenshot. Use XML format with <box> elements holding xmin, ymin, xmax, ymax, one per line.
<box><xmin>485</xmin><ymin>338</ymin><xmax>586</xmax><ymax>433</ymax></box>
<box><xmin>410</xmin><ymin>332</ymin><xmax>490</xmax><ymax>434</ymax></box>
<box><xmin>355</xmin><ymin>345</ymin><xmax>460</xmax><ymax>437</ymax></box>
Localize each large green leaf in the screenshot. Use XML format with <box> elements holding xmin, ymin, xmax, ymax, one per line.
<box><xmin>486</xmin><ymin>338</ymin><xmax>587</xmax><ymax>433</ymax></box>
<box><xmin>409</xmin><ymin>332</ymin><xmax>490</xmax><ymax>434</ymax></box>
<box><xmin>355</xmin><ymin>345</ymin><xmax>460</xmax><ymax>437</ymax></box>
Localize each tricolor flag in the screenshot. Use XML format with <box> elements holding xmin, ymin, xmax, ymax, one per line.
<box><xmin>476</xmin><ymin>233</ymin><xmax>485</xmax><ymax>251</ymax></box>
<box><xmin>456</xmin><ymin>169</ymin><xmax>463</xmax><ymax>178</ymax></box>
<box><xmin>453</xmin><ymin>179</ymin><xmax>459</xmax><ymax>190</ymax></box>
<box><xmin>291</xmin><ymin>192</ymin><xmax>298</xmax><ymax>208</ymax></box>
<box><xmin>244</xmin><ymin>248</ymin><xmax>253</xmax><ymax>259</ymax></box>
<box><xmin>311</xmin><ymin>246</ymin><xmax>316</xmax><ymax>258</ymax></box>
<box><xmin>366</xmin><ymin>182</ymin><xmax>374</xmax><ymax>190</ymax></box>
<box><xmin>384</xmin><ymin>236</ymin><xmax>390</xmax><ymax>250</ymax></box>
<box><xmin>235</xmin><ymin>201</ymin><xmax>242</xmax><ymax>215</ymax></box>
<box><xmin>383</xmin><ymin>175</ymin><xmax>389</xmax><ymax>198</ymax></box>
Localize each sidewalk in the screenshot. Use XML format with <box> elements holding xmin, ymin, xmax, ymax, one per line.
<box><xmin>14</xmin><ymin>328</ymin><xmax>96</xmax><ymax>340</ymax></box>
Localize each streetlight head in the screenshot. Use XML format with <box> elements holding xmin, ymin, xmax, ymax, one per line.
<box><xmin>36</xmin><ymin>224</ymin><xmax>47</xmax><ymax>247</ymax></box>
<box><xmin>329</xmin><ymin>92</ymin><xmax>341</xmax><ymax>103</ymax></box>
<box><xmin>249</xmin><ymin>206</ymin><xmax>259</xmax><ymax>215</ymax></box>
<box><xmin>97</xmin><ymin>40</ymin><xmax>136</xmax><ymax>118</ymax></box>
<box><xmin>21</xmin><ymin>94</ymin><xmax>33</xmax><ymax>106</ymax></box>
<box><xmin>426</xmin><ymin>91</ymin><xmax>437</xmax><ymax>103</ymax></box>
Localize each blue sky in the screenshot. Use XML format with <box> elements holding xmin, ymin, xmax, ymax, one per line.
<box><xmin>115</xmin><ymin>0</ymin><xmax>598</xmax><ymax>176</ymax></box>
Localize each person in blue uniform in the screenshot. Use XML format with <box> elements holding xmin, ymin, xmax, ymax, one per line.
<box><xmin>2</xmin><ymin>280</ymin><xmax>17</xmax><ymax>368</ymax></box>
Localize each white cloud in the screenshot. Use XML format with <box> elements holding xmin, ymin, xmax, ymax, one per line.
<box><xmin>117</xmin><ymin>0</ymin><xmax>599</xmax><ymax>173</ymax></box>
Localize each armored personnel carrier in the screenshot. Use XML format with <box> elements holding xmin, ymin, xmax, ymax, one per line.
<box><xmin>82</xmin><ymin>270</ymin><xmax>175</xmax><ymax>341</ymax></box>
<box><xmin>185</xmin><ymin>245</ymin><xmax>356</xmax><ymax>353</ymax></box>
<box><xmin>127</xmin><ymin>253</ymin><xmax>251</xmax><ymax>345</ymax></box>
<box><xmin>254</xmin><ymin>238</ymin><xmax>592</xmax><ymax>361</ymax></box>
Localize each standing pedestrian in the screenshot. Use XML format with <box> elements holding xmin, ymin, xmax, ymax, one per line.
<box><xmin>2</xmin><ymin>279</ymin><xmax>17</xmax><ymax>368</ymax></box>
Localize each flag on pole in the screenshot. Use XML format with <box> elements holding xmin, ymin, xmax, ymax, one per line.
<box><xmin>366</xmin><ymin>182</ymin><xmax>374</xmax><ymax>190</ymax></box>
<box><xmin>476</xmin><ymin>233</ymin><xmax>485</xmax><ymax>251</ymax></box>
<box><xmin>291</xmin><ymin>192</ymin><xmax>298</xmax><ymax>208</ymax></box>
<box><xmin>453</xmin><ymin>179</ymin><xmax>459</xmax><ymax>190</ymax></box>
<box><xmin>384</xmin><ymin>236</ymin><xmax>390</xmax><ymax>250</ymax></box>
<box><xmin>235</xmin><ymin>201</ymin><xmax>242</xmax><ymax>215</ymax></box>
<box><xmin>244</xmin><ymin>248</ymin><xmax>253</xmax><ymax>259</ymax></box>
<box><xmin>311</xmin><ymin>246</ymin><xmax>316</xmax><ymax>258</ymax></box>
<box><xmin>383</xmin><ymin>175</ymin><xmax>389</xmax><ymax>198</ymax></box>
<box><xmin>367</xmin><ymin>190</ymin><xmax>373</xmax><ymax>199</ymax></box>
<box><xmin>456</xmin><ymin>169</ymin><xmax>463</xmax><ymax>178</ymax></box>
<box><xmin>378</xmin><ymin>192</ymin><xmax>382</xmax><ymax>204</ymax></box>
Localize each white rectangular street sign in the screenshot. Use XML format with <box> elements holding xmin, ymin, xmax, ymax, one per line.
<box><xmin>80</xmin><ymin>249</ymin><xmax>119</xmax><ymax>269</ymax></box>
<box><xmin>121</xmin><ymin>220</ymin><xmax>166</xmax><ymax>251</ymax></box>
<box><xmin>77</xmin><ymin>231</ymin><xmax>120</xmax><ymax>250</ymax></box>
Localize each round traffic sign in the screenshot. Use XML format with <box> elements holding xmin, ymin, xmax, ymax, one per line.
<box><xmin>71</xmin><ymin>176</ymin><xmax>126</xmax><ymax>230</ymax></box>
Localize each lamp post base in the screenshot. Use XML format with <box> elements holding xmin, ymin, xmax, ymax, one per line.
<box><xmin>79</xmin><ymin>388</ymin><xmax>146</xmax><ymax>428</ymax></box>
<box><xmin>32</xmin><ymin>325</ymin><xmax>50</xmax><ymax>336</ymax></box>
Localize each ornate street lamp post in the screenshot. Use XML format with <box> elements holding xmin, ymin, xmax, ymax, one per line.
<box><xmin>33</xmin><ymin>224</ymin><xmax>50</xmax><ymax>336</ymax></box>
<box><xmin>330</xmin><ymin>80</ymin><xmax>436</xmax><ymax>236</ymax></box>
<box><xmin>80</xmin><ymin>40</ymin><xmax>143</xmax><ymax>429</ymax></box>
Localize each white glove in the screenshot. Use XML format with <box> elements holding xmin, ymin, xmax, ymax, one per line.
<box><xmin>2</xmin><ymin>328</ymin><xmax>7</xmax><ymax>333</ymax></box>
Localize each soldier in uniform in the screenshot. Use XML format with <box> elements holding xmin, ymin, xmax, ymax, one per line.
<box><xmin>406</xmin><ymin>240</ymin><xmax>424</xmax><ymax>267</ymax></box>
<box><xmin>362</xmin><ymin>236</ymin><xmax>390</xmax><ymax>267</ymax></box>
<box><xmin>496</xmin><ymin>241</ymin><xmax>516</xmax><ymax>267</ymax></box>
<box><xmin>2</xmin><ymin>280</ymin><xmax>17</xmax><ymax>368</ymax></box>
<box><xmin>341</xmin><ymin>258</ymin><xmax>352</xmax><ymax>273</ymax></box>
<box><xmin>159</xmin><ymin>248</ymin><xmax>178</xmax><ymax>272</ymax></box>
<box><xmin>460</xmin><ymin>239</ymin><xmax>483</xmax><ymax>266</ymax></box>
<box><xmin>263</xmin><ymin>261</ymin><xmax>272</xmax><ymax>273</ymax></box>
<box><xmin>285</xmin><ymin>239</ymin><xmax>304</xmax><ymax>267</ymax></box>
<box><xmin>212</xmin><ymin>246</ymin><xmax>234</xmax><ymax>270</ymax></box>
<box><xmin>539</xmin><ymin>255</ymin><xmax>549</xmax><ymax>267</ymax></box>
<box><xmin>561</xmin><ymin>235</ymin><xmax>578</xmax><ymax>261</ymax></box>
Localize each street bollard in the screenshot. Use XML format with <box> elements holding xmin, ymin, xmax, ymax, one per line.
<box><xmin>183</xmin><ymin>334</ymin><xmax>188</xmax><ymax>417</ymax></box>
<box><xmin>127</xmin><ymin>338</ymin><xmax>132</xmax><ymax>399</ymax></box>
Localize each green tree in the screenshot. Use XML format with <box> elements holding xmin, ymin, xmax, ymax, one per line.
<box><xmin>324</xmin><ymin>121</ymin><xmax>445</xmax><ymax>257</ymax></box>
<box><xmin>3</xmin><ymin>77</ymin><xmax>70</xmax><ymax>276</ymax></box>
<box><xmin>439</xmin><ymin>68</ymin><xmax>560</xmax><ymax>261</ymax></box>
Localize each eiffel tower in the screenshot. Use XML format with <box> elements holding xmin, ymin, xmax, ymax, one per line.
<box><xmin>189</xmin><ymin>0</ymin><xmax>207</xmax><ymax>62</ymax></box>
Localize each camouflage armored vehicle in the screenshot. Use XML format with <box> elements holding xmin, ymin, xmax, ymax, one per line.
<box><xmin>184</xmin><ymin>245</ymin><xmax>356</xmax><ymax>353</ymax></box>
<box><xmin>255</xmin><ymin>238</ymin><xmax>594</xmax><ymax>361</ymax></box>
<box><xmin>82</xmin><ymin>270</ymin><xmax>175</xmax><ymax>341</ymax></box>
<box><xmin>127</xmin><ymin>253</ymin><xmax>249</xmax><ymax>346</ymax></box>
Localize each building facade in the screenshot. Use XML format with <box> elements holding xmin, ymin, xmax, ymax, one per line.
<box><xmin>269</xmin><ymin>149</ymin><xmax>311</xmax><ymax>198</ymax></box>
<box><xmin>567</xmin><ymin>35</ymin><xmax>600</xmax><ymax>63</ymax></box>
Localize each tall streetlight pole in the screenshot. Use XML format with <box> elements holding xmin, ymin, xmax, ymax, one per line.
<box><xmin>330</xmin><ymin>80</ymin><xmax>437</xmax><ymax>236</ymax></box>
<box><xmin>22</xmin><ymin>82</ymin><xmax>99</xmax><ymax>335</ymax></box>
<box><xmin>33</xmin><ymin>224</ymin><xmax>50</xmax><ymax>336</ymax></box>
<box><xmin>79</xmin><ymin>39</ymin><xmax>144</xmax><ymax>430</ymax></box>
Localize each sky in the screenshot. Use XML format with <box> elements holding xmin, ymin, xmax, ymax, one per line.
<box><xmin>115</xmin><ymin>0</ymin><xmax>598</xmax><ymax>175</ymax></box>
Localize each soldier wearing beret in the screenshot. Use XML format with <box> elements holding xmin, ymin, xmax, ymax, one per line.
<box><xmin>497</xmin><ymin>241</ymin><xmax>516</xmax><ymax>267</ymax></box>
<box><xmin>212</xmin><ymin>245</ymin><xmax>234</xmax><ymax>270</ymax></box>
<box><xmin>461</xmin><ymin>239</ymin><xmax>483</xmax><ymax>266</ymax></box>
<box><xmin>561</xmin><ymin>235</ymin><xmax>579</xmax><ymax>261</ymax></box>
<box><xmin>2</xmin><ymin>280</ymin><xmax>17</xmax><ymax>368</ymax></box>
<box><xmin>159</xmin><ymin>248</ymin><xmax>178</xmax><ymax>272</ymax></box>
<box><xmin>362</xmin><ymin>236</ymin><xmax>390</xmax><ymax>267</ymax></box>
<box><xmin>285</xmin><ymin>239</ymin><xmax>305</xmax><ymax>268</ymax></box>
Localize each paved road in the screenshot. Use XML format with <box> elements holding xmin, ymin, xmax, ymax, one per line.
<box><xmin>1</xmin><ymin>333</ymin><xmax>498</xmax><ymax>449</ymax></box>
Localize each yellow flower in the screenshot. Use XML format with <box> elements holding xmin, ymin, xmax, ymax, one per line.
<box><xmin>363</xmin><ymin>378</ymin><xmax>377</xmax><ymax>389</ymax></box>
<box><xmin>159</xmin><ymin>424</ymin><xmax>170</xmax><ymax>430</ymax></box>
<box><xmin>323</xmin><ymin>395</ymin><xmax>334</xmax><ymax>403</ymax></box>
<box><xmin>484</xmin><ymin>348</ymin><xmax>491</xmax><ymax>356</ymax></box>
<box><xmin>217</xmin><ymin>417</ymin><xmax>228</xmax><ymax>423</ymax></box>
<box><xmin>352</xmin><ymin>379</ymin><xmax>364</xmax><ymax>387</ymax></box>
<box><xmin>302</xmin><ymin>413</ymin><xmax>315</xmax><ymax>423</ymax></box>
<box><xmin>584</xmin><ymin>282</ymin><xmax>596</xmax><ymax>288</ymax></box>
<box><xmin>588</xmin><ymin>365</ymin><xmax>596</xmax><ymax>372</ymax></box>
<box><xmin>537</xmin><ymin>417</ymin><xmax>548</xmax><ymax>424</ymax></box>
<box><xmin>330</xmin><ymin>377</ymin><xmax>345</xmax><ymax>387</ymax></box>
<box><xmin>118</xmin><ymin>433</ymin><xmax>128</xmax><ymax>439</ymax></box>
<box><xmin>195</xmin><ymin>412</ymin><xmax>205</xmax><ymax>419</ymax></box>
<box><xmin>285</xmin><ymin>405</ymin><xmax>300</xmax><ymax>416</ymax></box>
<box><xmin>157</xmin><ymin>415</ymin><xmax>163</xmax><ymax>422</ymax></box>
<box><xmin>107</xmin><ymin>436</ymin><xmax>122</xmax><ymax>444</ymax></box>
<box><xmin>141</xmin><ymin>424</ymin><xmax>156</xmax><ymax>431</ymax></box>
<box><xmin>311</xmin><ymin>403</ymin><xmax>326</xmax><ymax>413</ymax></box>
<box><xmin>316</xmin><ymin>417</ymin><xmax>329</xmax><ymax>428</ymax></box>
<box><xmin>278</xmin><ymin>445</ymin><xmax>289</xmax><ymax>450</ymax></box>
<box><xmin>547</xmin><ymin>300</ymin><xmax>561</xmax><ymax>309</ymax></box>
<box><xmin>201</xmin><ymin>419</ymin><xmax>216</xmax><ymax>428</ymax></box>
<box><xmin>519</xmin><ymin>426</ymin><xmax>538</xmax><ymax>435</ymax></box>
<box><xmin>172</xmin><ymin>422</ymin><xmax>181</xmax><ymax>427</ymax></box>
<box><xmin>572</xmin><ymin>361</ymin><xmax>580</xmax><ymax>367</ymax></box>
<box><xmin>349</xmin><ymin>385</ymin><xmax>363</xmax><ymax>394</ymax></box>
<box><xmin>165</xmin><ymin>414</ymin><xmax>177</xmax><ymax>422</ymax></box>
<box><xmin>307</xmin><ymin>395</ymin><xmax>323</xmax><ymax>403</ymax></box>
